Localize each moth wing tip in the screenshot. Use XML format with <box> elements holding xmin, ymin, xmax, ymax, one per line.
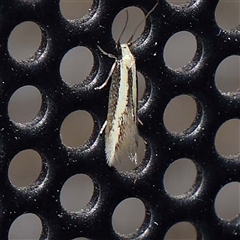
<box><xmin>106</xmin><ymin>151</ymin><xmax>117</xmax><ymax>167</ymax></box>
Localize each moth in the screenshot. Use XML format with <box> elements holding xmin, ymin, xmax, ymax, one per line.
<box><xmin>95</xmin><ymin>2</ymin><xmax>158</xmax><ymax>166</ymax></box>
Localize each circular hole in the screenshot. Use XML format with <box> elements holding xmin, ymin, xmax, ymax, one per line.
<box><xmin>112</xmin><ymin>198</ymin><xmax>145</xmax><ymax>235</ymax></box>
<box><xmin>137</xmin><ymin>71</ymin><xmax>146</xmax><ymax>101</ymax></box>
<box><xmin>60</xmin><ymin>110</ymin><xmax>94</xmax><ymax>148</ymax></box>
<box><xmin>114</xmin><ymin>137</ymin><xmax>146</xmax><ymax>172</ymax></box>
<box><xmin>60</xmin><ymin>174</ymin><xmax>94</xmax><ymax>212</ymax></box>
<box><xmin>60</xmin><ymin>46</ymin><xmax>94</xmax><ymax>85</ymax></box>
<box><xmin>215</xmin><ymin>119</ymin><xmax>240</xmax><ymax>157</ymax></box>
<box><xmin>215</xmin><ymin>182</ymin><xmax>240</xmax><ymax>220</ymax></box>
<box><xmin>164</xmin><ymin>158</ymin><xmax>197</xmax><ymax>196</ymax></box>
<box><xmin>60</xmin><ymin>0</ymin><xmax>93</xmax><ymax>20</ymax></box>
<box><xmin>163</xmin><ymin>95</ymin><xmax>197</xmax><ymax>133</ymax></box>
<box><xmin>9</xmin><ymin>213</ymin><xmax>42</xmax><ymax>240</ymax></box>
<box><xmin>8</xmin><ymin>21</ymin><xmax>42</xmax><ymax>60</ymax></box>
<box><xmin>215</xmin><ymin>1</ymin><xmax>239</xmax><ymax>30</ymax></box>
<box><xmin>112</xmin><ymin>7</ymin><xmax>145</xmax><ymax>44</ymax></box>
<box><xmin>215</xmin><ymin>56</ymin><xmax>240</xmax><ymax>94</ymax></box>
<box><xmin>164</xmin><ymin>31</ymin><xmax>197</xmax><ymax>70</ymax></box>
<box><xmin>164</xmin><ymin>222</ymin><xmax>197</xmax><ymax>239</ymax></box>
<box><xmin>8</xmin><ymin>150</ymin><xmax>42</xmax><ymax>187</ymax></box>
<box><xmin>8</xmin><ymin>85</ymin><xmax>42</xmax><ymax>124</ymax></box>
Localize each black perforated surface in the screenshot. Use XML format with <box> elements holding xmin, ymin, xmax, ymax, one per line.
<box><xmin>0</xmin><ymin>0</ymin><xmax>240</xmax><ymax>239</ymax></box>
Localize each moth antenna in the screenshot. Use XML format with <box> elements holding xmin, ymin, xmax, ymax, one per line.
<box><xmin>117</xmin><ymin>9</ymin><xmax>129</xmax><ymax>45</ymax></box>
<box><xmin>127</xmin><ymin>1</ymin><xmax>159</xmax><ymax>44</ymax></box>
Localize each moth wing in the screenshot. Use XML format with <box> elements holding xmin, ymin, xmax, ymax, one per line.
<box><xmin>118</xmin><ymin>108</ymin><xmax>139</xmax><ymax>164</ymax></box>
<box><xmin>105</xmin><ymin>107</ymin><xmax>138</xmax><ymax>166</ymax></box>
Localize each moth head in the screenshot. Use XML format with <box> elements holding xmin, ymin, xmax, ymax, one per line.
<box><xmin>121</xmin><ymin>43</ymin><xmax>134</xmax><ymax>66</ymax></box>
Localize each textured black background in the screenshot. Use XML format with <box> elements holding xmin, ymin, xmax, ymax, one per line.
<box><xmin>0</xmin><ymin>0</ymin><xmax>240</xmax><ymax>239</ymax></box>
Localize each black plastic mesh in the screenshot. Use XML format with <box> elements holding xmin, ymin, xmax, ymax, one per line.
<box><xmin>0</xmin><ymin>0</ymin><xmax>240</xmax><ymax>239</ymax></box>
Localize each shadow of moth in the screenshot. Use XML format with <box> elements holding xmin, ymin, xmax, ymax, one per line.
<box><xmin>95</xmin><ymin>2</ymin><xmax>158</xmax><ymax>167</ymax></box>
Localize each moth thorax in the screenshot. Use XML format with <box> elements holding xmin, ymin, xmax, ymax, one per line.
<box><xmin>120</xmin><ymin>43</ymin><xmax>135</xmax><ymax>68</ymax></box>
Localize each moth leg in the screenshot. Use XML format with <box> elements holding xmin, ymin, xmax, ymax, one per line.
<box><xmin>138</xmin><ymin>118</ymin><xmax>143</xmax><ymax>125</ymax></box>
<box><xmin>99</xmin><ymin>120</ymin><xmax>107</xmax><ymax>135</ymax></box>
<box><xmin>134</xmin><ymin>175</ymin><xmax>138</xmax><ymax>184</ymax></box>
<box><xmin>97</xmin><ymin>45</ymin><xmax>117</xmax><ymax>59</ymax></box>
<box><xmin>95</xmin><ymin>121</ymin><xmax>107</xmax><ymax>144</ymax></box>
<box><xmin>95</xmin><ymin>61</ymin><xmax>117</xmax><ymax>90</ymax></box>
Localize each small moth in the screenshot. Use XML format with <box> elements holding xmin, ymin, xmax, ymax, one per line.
<box><xmin>95</xmin><ymin>2</ymin><xmax>158</xmax><ymax>166</ymax></box>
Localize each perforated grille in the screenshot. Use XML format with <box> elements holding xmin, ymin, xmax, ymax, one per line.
<box><xmin>1</xmin><ymin>0</ymin><xmax>240</xmax><ymax>239</ymax></box>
